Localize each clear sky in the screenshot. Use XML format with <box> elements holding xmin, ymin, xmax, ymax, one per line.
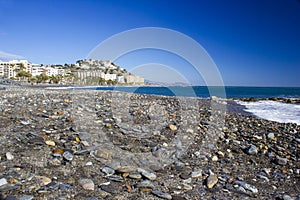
<box><xmin>0</xmin><ymin>0</ymin><xmax>299</xmax><ymax>86</ymax></box>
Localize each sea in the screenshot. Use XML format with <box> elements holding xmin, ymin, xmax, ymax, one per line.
<box><xmin>57</xmin><ymin>86</ymin><xmax>300</xmax><ymax>125</ymax></box>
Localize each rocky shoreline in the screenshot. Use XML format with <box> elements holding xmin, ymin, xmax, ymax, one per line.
<box><xmin>0</xmin><ymin>88</ymin><xmax>299</xmax><ymax>200</ymax></box>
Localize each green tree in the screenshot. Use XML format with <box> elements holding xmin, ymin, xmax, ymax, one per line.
<box><xmin>36</xmin><ymin>74</ymin><xmax>49</xmax><ymax>83</ymax></box>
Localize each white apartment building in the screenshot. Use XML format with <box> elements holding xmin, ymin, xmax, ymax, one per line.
<box><xmin>101</xmin><ymin>73</ymin><xmax>116</xmax><ymax>81</ymax></box>
<box><xmin>125</xmin><ymin>75</ymin><xmax>144</xmax><ymax>84</ymax></box>
<box><xmin>31</xmin><ymin>64</ymin><xmax>44</xmax><ymax>77</ymax></box>
<box><xmin>0</xmin><ymin>60</ymin><xmax>32</xmax><ymax>79</ymax></box>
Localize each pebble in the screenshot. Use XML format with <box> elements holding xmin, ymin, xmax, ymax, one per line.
<box><xmin>6</xmin><ymin>152</ymin><xmax>14</xmax><ymax>160</ymax></box>
<box><xmin>169</xmin><ymin>124</ymin><xmax>177</xmax><ymax>131</ymax></box>
<box><xmin>115</xmin><ymin>165</ymin><xmax>136</xmax><ymax>173</ymax></box>
<box><xmin>93</xmin><ymin>149</ymin><xmax>112</xmax><ymax>161</ymax></box>
<box><xmin>283</xmin><ymin>194</ymin><xmax>294</xmax><ymax>200</ymax></box>
<box><xmin>62</xmin><ymin>151</ymin><xmax>74</xmax><ymax>161</ymax></box>
<box><xmin>35</xmin><ymin>176</ymin><xmax>52</xmax><ymax>186</ymax></box>
<box><xmin>86</xmin><ymin>161</ymin><xmax>93</xmax><ymax>166</ymax></box>
<box><xmin>19</xmin><ymin>195</ymin><xmax>34</xmax><ymax>200</ymax></box>
<box><xmin>137</xmin><ymin>168</ymin><xmax>157</xmax><ymax>180</ymax></box>
<box><xmin>267</xmin><ymin>133</ymin><xmax>275</xmax><ymax>139</ymax></box>
<box><xmin>78</xmin><ymin>178</ymin><xmax>95</xmax><ymax>191</ymax></box>
<box><xmin>100</xmin><ymin>184</ymin><xmax>118</xmax><ymax>194</ymax></box>
<box><xmin>212</xmin><ymin>155</ymin><xmax>218</xmax><ymax>161</ymax></box>
<box><xmin>48</xmin><ymin>158</ymin><xmax>61</xmax><ymax>166</ymax></box>
<box><xmin>191</xmin><ymin>169</ymin><xmax>202</xmax><ymax>178</ymax></box>
<box><xmin>181</xmin><ymin>183</ymin><xmax>193</xmax><ymax>190</ymax></box>
<box><xmin>233</xmin><ymin>180</ymin><xmax>258</xmax><ymax>193</ymax></box>
<box><xmin>136</xmin><ymin>180</ymin><xmax>155</xmax><ymax>189</ymax></box>
<box><xmin>106</xmin><ymin>175</ymin><xmax>123</xmax><ymax>182</ymax></box>
<box><xmin>152</xmin><ymin>190</ymin><xmax>172</xmax><ymax>199</ymax></box>
<box><xmin>45</xmin><ymin>140</ymin><xmax>56</xmax><ymax>146</ymax></box>
<box><xmin>245</xmin><ymin>144</ymin><xmax>258</xmax><ymax>155</ymax></box>
<box><xmin>206</xmin><ymin>174</ymin><xmax>218</xmax><ymax>189</ymax></box>
<box><xmin>128</xmin><ymin>172</ymin><xmax>142</xmax><ymax>179</ymax></box>
<box><xmin>276</xmin><ymin>157</ymin><xmax>288</xmax><ymax>165</ymax></box>
<box><xmin>0</xmin><ymin>178</ymin><xmax>8</xmax><ymax>187</ymax></box>
<box><xmin>102</xmin><ymin>166</ymin><xmax>115</xmax><ymax>175</ymax></box>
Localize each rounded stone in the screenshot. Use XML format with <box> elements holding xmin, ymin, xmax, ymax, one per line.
<box><xmin>206</xmin><ymin>174</ymin><xmax>218</xmax><ymax>189</ymax></box>
<box><xmin>6</xmin><ymin>152</ymin><xmax>14</xmax><ymax>160</ymax></box>
<box><xmin>246</xmin><ymin>144</ymin><xmax>258</xmax><ymax>155</ymax></box>
<box><xmin>62</xmin><ymin>151</ymin><xmax>74</xmax><ymax>161</ymax></box>
<box><xmin>78</xmin><ymin>178</ymin><xmax>95</xmax><ymax>191</ymax></box>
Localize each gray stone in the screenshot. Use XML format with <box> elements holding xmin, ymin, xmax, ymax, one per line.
<box><xmin>78</xmin><ymin>178</ymin><xmax>94</xmax><ymax>191</ymax></box>
<box><xmin>0</xmin><ymin>178</ymin><xmax>8</xmax><ymax>187</ymax></box>
<box><xmin>283</xmin><ymin>194</ymin><xmax>294</xmax><ymax>200</ymax></box>
<box><xmin>191</xmin><ymin>169</ymin><xmax>202</xmax><ymax>178</ymax></box>
<box><xmin>136</xmin><ymin>180</ymin><xmax>154</xmax><ymax>189</ymax></box>
<box><xmin>19</xmin><ymin>195</ymin><xmax>34</xmax><ymax>200</ymax></box>
<box><xmin>267</xmin><ymin>133</ymin><xmax>275</xmax><ymax>139</ymax></box>
<box><xmin>102</xmin><ymin>166</ymin><xmax>115</xmax><ymax>175</ymax></box>
<box><xmin>233</xmin><ymin>180</ymin><xmax>258</xmax><ymax>193</ymax></box>
<box><xmin>107</xmin><ymin>175</ymin><xmax>123</xmax><ymax>182</ymax></box>
<box><xmin>128</xmin><ymin>172</ymin><xmax>142</xmax><ymax>179</ymax></box>
<box><xmin>115</xmin><ymin>165</ymin><xmax>136</xmax><ymax>173</ymax></box>
<box><xmin>137</xmin><ymin>168</ymin><xmax>157</xmax><ymax>180</ymax></box>
<box><xmin>276</xmin><ymin>157</ymin><xmax>288</xmax><ymax>165</ymax></box>
<box><xmin>246</xmin><ymin>144</ymin><xmax>258</xmax><ymax>155</ymax></box>
<box><xmin>100</xmin><ymin>184</ymin><xmax>118</xmax><ymax>194</ymax></box>
<box><xmin>181</xmin><ymin>183</ymin><xmax>193</xmax><ymax>190</ymax></box>
<box><xmin>62</xmin><ymin>151</ymin><xmax>74</xmax><ymax>161</ymax></box>
<box><xmin>152</xmin><ymin>190</ymin><xmax>172</xmax><ymax>199</ymax></box>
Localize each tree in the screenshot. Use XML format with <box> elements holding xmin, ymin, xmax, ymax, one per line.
<box><xmin>36</xmin><ymin>74</ymin><xmax>49</xmax><ymax>83</ymax></box>
<box><xmin>50</xmin><ymin>75</ymin><xmax>61</xmax><ymax>84</ymax></box>
<box><xmin>99</xmin><ymin>78</ymin><xmax>106</xmax><ymax>85</ymax></box>
<box><xmin>17</xmin><ymin>71</ymin><xmax>32</xmax><ymax>82</ymax></box>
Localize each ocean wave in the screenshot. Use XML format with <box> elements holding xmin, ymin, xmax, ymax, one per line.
<box><xmin>236</xmin><ymin>100</ymin><xmax>300</xmax><ymax>125</ymax></box>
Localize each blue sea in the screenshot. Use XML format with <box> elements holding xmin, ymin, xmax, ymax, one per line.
<box><xmin>52</xmin><ymin>86</ymin><xmax>300</xmax><ymax>125</ymax></box>
<box><xmin>69</xmin><ymin>86</ymin><xmax>300</xmax><ymax>99</ymax></box>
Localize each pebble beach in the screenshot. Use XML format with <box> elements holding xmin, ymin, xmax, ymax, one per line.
<box><xmin>0</xmin><ymin>88</ymin><xmax>299</xmax><ymax>200</ymax></box>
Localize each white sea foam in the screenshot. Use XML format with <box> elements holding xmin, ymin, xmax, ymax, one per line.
<box><xmin>236</xmin><ymin>100</ymin><xmax>300</xmax><ymax>125</ymax></box>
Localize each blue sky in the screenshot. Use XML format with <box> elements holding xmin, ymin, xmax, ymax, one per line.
<box><xmin>0</xmin><ymin>0</ymin><xmax>299</xmax><ymax>86</ymax></box>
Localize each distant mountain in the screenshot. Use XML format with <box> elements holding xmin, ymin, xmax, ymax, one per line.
<box><xmin>145</xmin><ymin>79</ymin><xmax>191</xmax><ymax>86</ymax></box>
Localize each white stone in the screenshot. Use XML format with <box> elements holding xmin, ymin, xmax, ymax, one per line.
<box><xmin>0</xmin><ymin>178</ymin><xmax>8</xmax><ymax>187</ymax></box>
<box><xmin>6</xmin><ymin>152</ymin><xmax>14</xmax><ymax>160</ymax></box>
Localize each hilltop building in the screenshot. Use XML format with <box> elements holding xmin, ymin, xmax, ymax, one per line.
<box><xmin>0</xmin><ymin>59</ymin><xmax>144</xmax><ymax>85</ymax></box>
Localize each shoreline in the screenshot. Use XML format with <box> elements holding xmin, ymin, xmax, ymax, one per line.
<box><xmin>0</xmin><ymin>88</ymin><xmax>299</xmax><ymax>199</ymax></box>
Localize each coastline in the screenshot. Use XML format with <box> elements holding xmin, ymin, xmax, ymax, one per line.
<box><xmin>0</xmin><ymin>88</ymin><xmax>299</xmax><ymax>199</ymax></box>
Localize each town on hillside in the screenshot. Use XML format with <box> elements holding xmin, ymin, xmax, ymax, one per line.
<box><xmin>0</xmin><ymin>59</ymin><xmax>144</xmax><ymax>85</ymax></box>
